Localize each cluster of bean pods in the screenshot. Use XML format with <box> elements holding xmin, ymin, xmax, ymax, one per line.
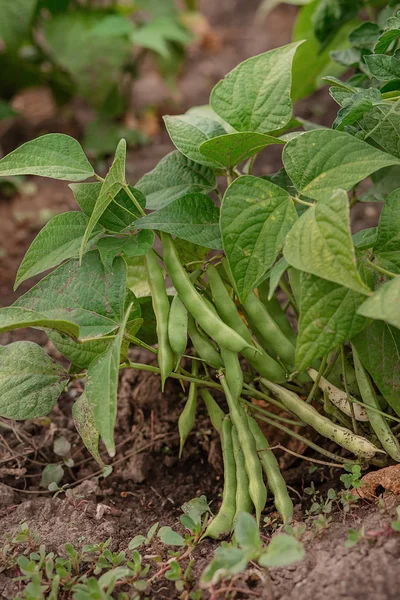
<box><xmin>143</xmin><ymin>233</ymin><xmax>396</xmax><ymax>538</ymax></box>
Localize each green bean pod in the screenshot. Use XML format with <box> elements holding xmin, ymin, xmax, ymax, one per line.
<box><xmin>231</xmin><ymin>426</ymin><xmax>254</xmax><ymax>522</ymax></box>
<box><xmin>220</xmin><ymin>347</ymin><xmax>243</xmax><ymax>401</ymax></box>
<box><xmin>201</xmin><ymin>388</ymin><xmax>225</xmax><ymax>435</ymax></box>
<box><xmin>161</xmin><ymin>233</ymin><xmax>251</xmax><ymax>353</ymax></box>
<box><xmin>206</xmin><ymin>264</ymin><xmax>286</xmax><ymax>383</ymax></box>
<box><xmin>353</xmin><ymin>348</ymin><xmax>400</xmax><ymax>462</ymax></box>
<box><xmin>257</xmin><ymin>279</ymin><xmax>297</xmax><ymax>344</ymax></box>
<box><xmin>168</xmin><ymin>294</ymin><xmax>188</xmax><ymax>369</ymax></box>
<box><xmin>145</xmin><ymin>249</ymin><xmax>174</xmax><ymax>391</ymax></box>
<box><xmin>203</xmin><ymin>417</ymin><xmax>237</xmax><ymax>539</ymax></box>
<box><xmin>220</xmin><ymin>374</ymin><xmax>267</xmax><ymax>523</ymax></box>
<box><xmin>260</xmin><ymin>379</ymin><xmax>382</xmax><ymax>459</ymax></box>
<box><xmin>247</xmin><ymin>416</ymin><xmax>293</xmax><ymax>524</ymax></box>
<box><xmin>187</xmin><ymin>315</ymin><xmax>224</xmax><ymax>369</ymax></box>
<box><xmin>178</xmin><ymin>361</ymin><xmax>198</xmax><ymax>458</ymax></box>
<box><xmin>242</xmin><ymin>291</ymin><xmax>295</xmax><ymax>366</ymax></box>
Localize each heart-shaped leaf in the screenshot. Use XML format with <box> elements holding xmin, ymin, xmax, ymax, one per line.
<box><xmin>198</xmin><ymin>132</ymin><xmax>284</xmax><ymax>169</ymax></box>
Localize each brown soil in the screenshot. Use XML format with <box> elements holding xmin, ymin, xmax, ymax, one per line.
<box><xmin>0</xmin><ymin>1</ymin><xmax>397</xmax><ymax>599</ymax></box>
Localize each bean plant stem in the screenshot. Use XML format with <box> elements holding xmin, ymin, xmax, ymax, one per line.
<box><xmin>341</xmin><ymin>346</ymin><xmax>358</xmax><ymax>434</ymax></box>
<box><xmin>365</xmin><ymin>259</ymin><xmax>397</xmax><ymax>279</ymax></box>
<box><xmin>122</xmin><ymin>184</ymin><xmax>146</xmax><ymax>217</ymax></box>
<box><xmin>306</xmin><ymin>355</ymin><xmax>328</xmax><ymax>404</ymax></box>
<box><xmin>125</xmin><ymin>361</ymin><xmax>222</xmax><ymax>389</ymax></box>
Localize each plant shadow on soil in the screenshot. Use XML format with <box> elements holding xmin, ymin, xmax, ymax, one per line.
<box><xmin>0</xmin><ymin>0</ymin><xmax>399</xmax><ymax>597</ymax></box>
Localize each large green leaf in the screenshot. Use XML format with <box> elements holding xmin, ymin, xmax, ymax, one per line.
<box><xmin>164</xmin><ymin>115</ymin><xmax>226</xmax><ymax>168</ymax></box>
<box><xmin>71</xmin><ymin>183</ymin><xmax>146</xmax><ymax>233</ymax></box>
<box><xmin>282</xmin><ymin>129</ymin><xmax>399</xmax><ymax>200</ymax></box>
<box><xmin>0</xmin><ymin>342</ymin><xmax>68</xmax><ymax>420</ymax></box>
<box><xmin>0</xmin><ymin>134</ymin><xmax>94</xmax><ymax>181</ymax></box>
<box><xmin>372</xmin><ymin>188</ymin><xmax>400</xmax><ymax>273</ymax></box>
<box><xmin>15</xmin><ymin>212</ymin><xmax>104</xmax><ymax>289</ymax></box>
<box><xmin>135</xmin><ymin>193</ymin><xmax>221</xmax><ymax>249</ymax></box>
<box><xmin>210</xmin><ymin>42</ymin><xmax>303</xmax><ymax>134</ymax></box>
<box><xmin>80</xmin><ymin>139</ymin><xmax>126</xmax><ymax>259</ymax></box>
<box><xmin>85</xmin><ymin>305</ymin><xmax>132</xmax><ymax>457</ymax></box>
<box><xmin>72</xmin><ymin>392</ymin><xmax>104</xmax><ymax>467</ymax></box>
<box><xmin>359</xmin><ymin>103</ymin><xmax>400</xmax><ymax>159</ymax></box>
<box><xmin>296</xmin><ymin>273</ymin><xmax>367</xmax><ymax>370</ymax></box>
<box><xmin>352</xmin><ymin>322</ymin><xmax>400</xmax><ymax>415</ymax></box>
<box><xmin>284</xmin><ymin>190</ymin><xmax>370</xmax><ymax>295</ymax></box>
<box><xmin>0</xmin><ymin>0</ymin><xmax>37</xmax><ymax>50</ymax></box>
<box><xmin>0</xmin><ymin>307</ymin><xmax>80</xmax><ymax>338</ymax></box>
<box><xmin>42</xmin><ymin>11</ymin><xmax>131</xmax><ymax>108</ymax></box>
<box><xmin>364</xmin><ymin>54</ymin><xmax>400</xmax><ymax>81</ymax></box>
<box><xmin>198</xmin><ymin>132</ymin><xmax>284</xmax><ymax>169</ymax></box>
<box><xmin>357</xmin><ymin>277</ymin><xmax>400</xmax><ymax>330</ymax></box>
<box><xmin>135</xmin><ymin>151</ymin><xmax>216</xmax><ymax>210</ymax></box>
<box><xmin>97</xmin><ymin>231</ymin><xmax>154</xmax><ymax>270</ymax></box>
<box><xmin>221</xmin><ymin>176</ymin><xmax>297</xmax><ymax>301</ymax></box>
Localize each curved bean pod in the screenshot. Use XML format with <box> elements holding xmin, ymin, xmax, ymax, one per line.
<box><xmin>178</xmin><ymin>361</ymin><xmax>198</xmax><ymax>458</ymax></box>
<box><xmin>260</xmin><ymin>379</ymin><xmax>382</xmax><ymax>459</ymax></box>
<box><xmin>145</xmin><ymin>249</ymin><xmax>174</xmax><ymax>391</ymax></box>
<box><xmin>161</xmin><ymin>234</ymin><xmax>251</xmax><ymax>353</ymax></box>
<box><xmin>257</xmin><ymin>279</ymin><xmax>297</xmax><ymax>344</ymax></box>
<box><xmin>201</xmin><ymin>388</ymin><xmax>225</xmax><ymax>435</ymax></box>
<box><xmin>203</xmin><ymin>417</ymin><xmax>237</xmax><ymax>539</ymax></box>
<box><xmin>206</xmin><ymin>264</ymin><xmax>286</xmax><ymax>382</ymax></box>
<box><xmin>187</xmin><ymin>315</ymin><xmax>224</xmax><ymax>369</ymax></box>
<box><xmin>353</xmin><ymin>348</ymin><xmax>400</xmax><ymax>462</ymax></box>
<box><xmin>247</xmin><ymin>415</ymin><xmax>293</xmax><ymax>524</ymax></box>
<box><xmin>168</xmin><ymin>294</ymin><xmax>188</xmax><ymax>369</ymax></box>
<box><xmin>220</xmin><ymin>374</ymin><xmax>267</xmax><ymax>523</ymax></box>
<box><xmin>221</xmin><ymin>347</ymin><xmax>243</xmax><ymax>402</ymax></box>
<box><xmin>231</xmin><ymin>425</ymin><xmax>254</xmax><ymax>523</ymax></box>
<box><xmin>241</xmin><ymin>291</ymin><xmax>295</xmax><ymax>366</ymax></box>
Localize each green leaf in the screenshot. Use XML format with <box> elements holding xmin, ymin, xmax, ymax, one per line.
<box><xmin>295</xmin><ymin>273</ymin><xmax>368</xmax><ymax>370</ymax></box>
<box><xmin>41</xmin><ymin>464</ymin><xmax>64</xmax><ymax>489</ymax></box>
<box><xmin>374</xmin><ymin>189</ymin><xmax>400</xmax><ymax>259</ymax></box>
<box><xmin>71</xmin><ymin>183</ymin><xmax>146</xmax><ymax>233</ymax></box>
<box><xmin>357</xmin><ymin>277</ymin><xmax>400</xmax><ymax>330</ymax></box>
<box><xmin>284</xmin><ymin>189</ymin><xmax>370</xmax><ymax>295</ymax></box>
<box><xmin>80</xmin><ymin>139</ymin><xmax>127</xmax><ymax>260</ymax></box>
<box><xmin>97</xmin><ymin>231</ymin><xmax>154</xmax><ymax>270</ymax></box>
<box><xmin>312</xmin><ymin>0</ymin><xmax>360</xmax><ymax>47</ymax></box>
<box><xmin>210</xmin><ymin>42</ymin><xmax>303</xmax><ymax>134</ymax></box>
<box><xmin>221</xmin><ymin>175</ymin><xmax>297</xmax><ymax>301</ymax></box>
<box><xmin>352</xmin><ymin>322</ymin><xmax>400</xmax><ymax>415</ymax></box>
<box><xmin>133</xmin><ymin>16</ymin><xmax>192</xmax><ymax>57</ymax></box>
<box><xmin>0</xmin><ymin>342</ymin><xmax>68</xmax><ymax>419</ymax></box>
<box><xmin>85</xmin><ymin>305</ymin><xmax>132</xmax><ymax>457</ymax></box>
<box><xmin>268</xmin><ymin>258</ymin><xmax>289</xmax><ymax>299</ymax></box>
<box><xmin>157</xmin><ymin>526</ymin><xmax>185</xmax><ymax>547</ymax></box>
<box><xmin>53</xmin><ymin>436</ymin><xmax>71</xmax><ymax>457</ymax></box>
<box><xmin>15</xmin><ymin>212</ymin><xmax>104</xmax><ymax>289</ymax></box>
<box><xmin>126</xmin><ymin>256</ymin><xmax>152</xmax><ymax>298</ymax></box>
<box><xmin>0</xmin><ymin>0</ymin><xmax>37</xmax><ymax>50</ymax></box>
<box><xmin>359</xmin><ymin>103</ymin><xmax>400</xmax><ymax>159</ymax></box>
<box><xmin>14</xmin><ymin>251</ymin><xmax>130</xmax><ymax>337</ymax></box>
<box><xmin>0</xmin><ymin>307</ymin><xmax>80</xmax><ymax>338</ymax></box>
<box><xmin>234</xmin><ymin>513</ymin><xmax>262</xmax><ymax>553</ymax></box>
<box><xmin>72</xmin><ymin>392</ymin><xmax>104</xmax><ymax>467</ymax></box>
<box><xmin>349</xmin><ymin>22</ymin><xmax>381</xmax><ymax>50</ymax></box>
<box><xmin>258</xmin><ymin>534</ymin><xmax>305</xmax><ymax>568</ymax></box>
<box><xmin>333</xmin><ymin>89</ymin><xmax>381</xmax><ymax>131</ymax></box>
<box><xmin>135</xmin><ymin>193</ymin><xmax>221</xmax><ymax>249</ymax></box>
<box><xmin>198</xmin><ymin>132</ymin><xmax>284</xmax><ymax>169</ymax></box>
<box><xmin>49</xmin><ymin>335</ymin><xmax>110</xmax><ymax>370</ymax></box>
<box><xmin>136</xmin><ymin>151</ymin><xmax>216</xmax><ymax>210</ymax></box>
<box><xmin>282</xmin><ymin>130</ymin><xmax>399</xmax><ymax>200</ymax></box>
<box><xmin>361</xmin><ymin>166</ymin><xmax>400</xmax><ymax>202</ymax></box>
<box><xmin>0</xmin><ymin>134</ymin><xmax>94</xmax><ymax>181</ymax></box>
<box><xmin>200</xmin><ymin>547</ymin><xmax>248</xmax><ymax>587</ymax></box>
<box><xmin>353</xmin><ymin>227</ymin><xmax>377</xmax><ymax>250</ymax></box>
<box><xmin>365</xmin><ymin>54</ymin><xmax>400</xmax><ymax>81</ymax></box>
<box><xmin>164</xmin><ymin>115</ymin><xmax>226</xmax><ymax>168</ymax></box>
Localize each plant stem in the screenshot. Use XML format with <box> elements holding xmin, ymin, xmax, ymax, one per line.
<box><xmin>122</xmin><ymin>184</ymin><xmax>146</xmax><ymax>217</ymax></box>
<box><xmin>279</xmin><ymin>277</ymin><xmax>299</xmax><ymax>316</ymax></box>
<box><xmin>292</xmin><ymin>196</ymin><xmax>313</xmax><ymax>207</ymax></box>
<box><xmin>366</xmin><ymin>259</ymin><xmax>397</xmax><ymax>279</ymax></box>
<box><xmin>94</xmin><ymin>173</ymin><xmax>105</xmax><ymax>182</ymax></box>
<box><xmin>306</xmin><ymin>355</ymin><xmax>327</xmax><ymax>404</ymax></box>
<box><xmin>125</xmin><ymin>361</ymin><xmax>221</xmax><ymax>389</ymax></box>
<box><xmin>241</xmin><ymin>398</ymin><xmax>305</xmax><ymax>427</ymax></box>
<box><xmin>124</xmin><ymin>333</ymin><xmax>158</xmax><ymax>354</ymax></box>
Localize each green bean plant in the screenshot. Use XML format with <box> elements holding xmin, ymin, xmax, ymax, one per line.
<box><xmin>1</xmin><ymin>3</ymin><xmax>400</xmax><ymax>538</ymax></box>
